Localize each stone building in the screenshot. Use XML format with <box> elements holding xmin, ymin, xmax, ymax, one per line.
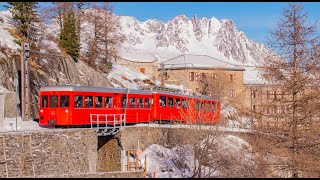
<box><xmin>116</xmin><ymin>52</ymin><xmax>159</xmax><ymax>80</ymax></box>
<box><xmin>160</xmin><ymin>54</ymin><xmax>246</xmax><ymax>108</ymax></box>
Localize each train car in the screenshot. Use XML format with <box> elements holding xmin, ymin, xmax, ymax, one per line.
<box><xmin>39</xmin><ymin>86</ymin><xmax>152</xmax><ymax>126</ymax></box>
<box><xmin>151</xmin><ymin>90</ymin><xmax>220</xmax><ymax>125</ymax></box>
<box><xmin>39</xmin><ymin>85</ymin><xmax>220</xmax><ymax>127</ymax></box>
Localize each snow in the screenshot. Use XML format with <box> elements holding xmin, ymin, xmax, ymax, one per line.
<box><xmin>131</xmin><ymin>134</ymin><xmax>253</xmax><ymax>178</ymax></box>
<box><xmin>0</xmin><ymin>10</ymin><xmax>20</xmax><ymax>50</ymax></box>
<box><xmin>243</xmin><ymin>66</ymin><xmax>267</xmax><ymax>84</ymax></box>
<box><xmin>119</xmin><ymin>51</ymin><xmax>157</xmax><ymax>62</ymax></box>
<box><xmin>0</xmin><ymin>86</ymin><xmax>9</xmax><ymax>94</ymax></box>
<box><xmin>40</xmin><ymin>38</ymin><xmax>62</xmax><ymax>53</ymax></box>
<box><xmin>161</xmin><ymin>54</ymin><xmax>244</xmax><ymax>70</ymax></box>
<box><xmin>0</xmin><ymin>117</ymin><xmax>53</xmax><ymax>133</ymax></box>
<box><xmin>107</xmin><ymin>63</ymin><xmax>156</xmax><ymax>89</ymax></box>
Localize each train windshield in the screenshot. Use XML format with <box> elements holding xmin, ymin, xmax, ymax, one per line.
<box><xmin>41</xmin><ymin>96</ymin><xmax>48</xmax><ymax>108</ymax></box>
<box><xmin>50</xmin><ymin>95</ymin><xmax>58</xmax><ymax>108</ymax></box>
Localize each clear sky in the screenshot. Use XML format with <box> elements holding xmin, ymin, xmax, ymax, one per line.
<box><xmin>1</xmin><ymin>2</ymin><xmax>319</xmax><ymax>44</ymax></box>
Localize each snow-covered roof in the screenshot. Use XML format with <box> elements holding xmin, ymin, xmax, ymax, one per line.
<box><xmin>118</xmin><ymin>51</ymin><xmax>158</xmax><ymax>63</ymax></box>
<box><xmin>161</xmin><ymin>54</ymin><xmax>245</xmax><ymax>71</ymax></box>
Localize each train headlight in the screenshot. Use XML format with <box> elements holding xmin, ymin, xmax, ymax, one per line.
<box><xmin>40</xmin><ymin>109</ymin><xmax>43</xmax><ymax>113</ymax></box>
<box><xmin>65</xmin><ymin>109</ymin><xmax>68</xmax><ymax>113</ymax></box>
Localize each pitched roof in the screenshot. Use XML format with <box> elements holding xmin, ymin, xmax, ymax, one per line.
<box><xmin>161</xmin><ymin>54</ymin><xmax>245</xmax><ymax>71</ymax></box>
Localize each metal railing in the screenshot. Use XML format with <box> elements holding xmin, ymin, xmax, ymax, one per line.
<box><xmin>90</xmin><ymin>114</ymin><xmax>126</xmax><ymax>136</ymax></box>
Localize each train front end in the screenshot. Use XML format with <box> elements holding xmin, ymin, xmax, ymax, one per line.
<box><xmin>39</xmin><ymin>86</ymin><xmax>72</xmax><ymax>126</ymax></box>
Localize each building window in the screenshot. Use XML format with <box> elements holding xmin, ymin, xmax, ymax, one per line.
<box><xmin>211</xmin><ymin>74</ymin><xmax>217</xmax><ymax>81</ymax></box>
<box><xmin>276</xmin><ymin>106</ymin><xmax>282</xmax><ymax>114</ymax></box>
<box><xmin>195</xmin><ymin>72</ymin><xmax>198</xmax><ymax>81</ymax></box>
<box><xmin>267</xmin><ymin>91</ymin><xmax>276</xmax><ymax>99</ymax></box>
<box><xmin>140</xmin><ymin>68</ymin><xmax>145</xmax><ymax>74</ymax></box>
<box><xmin>189</xmin><ymin>72</ymin><xmax>195</xmax><ymax>81</ymax></box>
<box><xmin>251</xmin><ymin>90</ymin><xmax>257</xmax><ymax>98</ymax></box>
<box><xmin>199</xmin><ymin>73</ymin><xmax>205</xmax><ymax>81</ymax></box>
<box><xmin>229</xmin><ymin>74</ymin><xmax>234</xmax><ymax>82</ymax></box>
<box><xmin>230</xmin><ymin>90</ymin><xmax>236</xmax><ymax>98</ymax></box>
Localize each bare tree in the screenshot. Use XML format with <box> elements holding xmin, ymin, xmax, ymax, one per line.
<box><xmin>40</xmin><ymin>2</ymin><xmax>73</xmax><ymax>30</ymax></box>
<box><xmin>258</xmin><ymin>2</ymin><xmax>320</xmax><ymax>177</ymax></box>
<box><xmin>82</xmin><ymin>2</ymin><xmax>125</xmax><ymax>72</ymax></box>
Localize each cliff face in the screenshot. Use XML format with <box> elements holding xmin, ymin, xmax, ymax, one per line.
<box><xmin>0</xmin><ymin>47</ymin><xmax>113</xmax><ymax>118</ymax></box>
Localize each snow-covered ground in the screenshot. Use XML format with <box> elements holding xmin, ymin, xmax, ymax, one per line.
<box><xmin>0</xmin><ymin>117</ymin><xmax>53</xmax><ymax>133</ymax></box>
<box><xmin>126</xmin><ymin>134</ymin><xmax>253</xmax><ymax>178</ymax></box>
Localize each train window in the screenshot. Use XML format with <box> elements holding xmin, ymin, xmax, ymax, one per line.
<box><xmin>95</xmin><ymin>96</ymin><xmax>103</xmax><ymax>108</ymax></box>
<box><xmin>175</xmin><ymin>98</ymin><xmax>181</xmax><ymax>108</ymax></box>
<box><xmin>160</xmin><ymin>96</ymin><xmax>166</xmax><ymax>107</ymax></box>
<box><xmin>212</xmin><ymin>103</ymin><xmax>217</xmax><ymax>112</ymax></box>
<box><xmin>206</xmin><ymin>102</ymin><xmax>211</xmax><ymax>112</ymax></box>
<box><xmin>106</xmin><ymin>97</ymin><xmax>113</xmax><ymax>108</ymax></box>
<box><xmin>60</xmin><ymin>95</ymin><xmax>69</xmax><ymax>108</ymax></box>
<box><xmin>50</xmin><ymin>95</ymin><xmax>58</xmax><ymax>108</ymax></box>
<box><xmin>85</xmin><ymin>96</ymin><xmax>93</xmax><ymax>108</ymax></box>
<box><xmin>194</xmin><ymin>100</ymin><xmax>199</xmax><ymax>110</ymax></box>
<box><xmin>138</xmin><ymin>98</ymin><xmax>144</xmax><ymax>108</ymax></box>
<box><xmin>74</xmin><ymin>96</ymin><xmax>83</xmax><ymax>108</ymax></box>
<box><xmin>41</xmin><ymin>96</ymin><xmax>48</xmax><ymax>108</ymax></box>
<box><xmin>145</xmin><ymin>98</ymin><xmax>151</xmax><ymax>108</ymax></box>
<box><xmin>182</xmin><ymin>99</ymin><xmax>187</xmax><ymax>109</ymax></box>
<box><xmin>130</xmin><ymin>97</ymin><xmax>136</xmax><ymax>108</ymax></box>
<box><xmin>122</xmin><ymin>97</ymin><xmax>127</xmax><ymax>108</ymax></box>
<box><xmin>200</xmin><ymin>102</ymin><xmax>204</xmax><ymax>111</ymax></box>
<box><xmin>168</xmin><ymin>97</ymin><xmax>174</xmax><ymax>108</ymax></box>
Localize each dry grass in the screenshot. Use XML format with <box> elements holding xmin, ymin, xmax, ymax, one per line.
<box><xmin>3</xmin><ymin>27</ymin><xmax>20</xmax><ymax>39</ymax></box>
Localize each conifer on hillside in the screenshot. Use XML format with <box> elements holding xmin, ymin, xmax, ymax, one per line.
<box><xmin>5</xmin><ymin>2</ymin><xmax>39</xmax><ymax>47</ymax></box>
<box><xmin>59</xmin><ymin>9</ymin><xmax>80</xmax><ymax>62</ymax></box>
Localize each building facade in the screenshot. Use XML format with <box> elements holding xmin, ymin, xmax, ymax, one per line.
<box><xmin>160</xmin><ymin>54</ymin><xmax>246</xmax><ymax>108</ymax></box>
<box><xmin>116</xmin><ymin>55</ymin><xmax>159</xmax><ymax>80</ymax></box>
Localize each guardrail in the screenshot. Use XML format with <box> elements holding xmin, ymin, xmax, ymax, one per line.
<box><xmin>90</xmin><ymin>114</ymin><xmax>126</xmax><ymax>136</ymax></box>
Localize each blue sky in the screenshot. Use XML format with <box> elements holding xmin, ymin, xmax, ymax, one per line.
<box><xmin>113</xmin><ymin>2</ymin><xmax>320</xmax><ymax>44</ymax></box>
<box><xmin>1</xmin><ymin>2</ymin><xmax>319</xmax><ymax>44</ymax></box>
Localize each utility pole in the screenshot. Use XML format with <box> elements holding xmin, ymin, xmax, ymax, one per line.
<box><xmin>21</xmin><ymin>42</ymin><xmax>30</xmax><ymax>121</ymax></box>
<box><xmin>160</xmin><ymin>62</ymin><xmax>164</xmax><ymax>88</ymax></box>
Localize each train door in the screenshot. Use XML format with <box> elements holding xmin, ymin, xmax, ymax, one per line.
<box><xmin>167</xmin><ymin>96</ymin><xmax>175</xmax><ymax>122</ymax></box>
<box><xmin>57</xmin><ymin>93</ymin><xmax>71</xmax><ymax>125</ymax></box>
<box><xmin>39</xmin><ymin>92</ymin><xmax>49</xmax><ymax>125</ymax></box>
<box><xmin>174</xmin><ymin>97</ymin><xmax>182</xmax><ymax>122</ymax></box>
<box><xmin>158</xmin><ymin>94</ymin><xmax>168</xmax><ymax>121</ymax></box>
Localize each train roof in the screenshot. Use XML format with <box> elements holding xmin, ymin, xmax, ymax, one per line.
<box><xmin>40</xmin><ymin>85</ymin><xmax>219</xmax><ymax>101</ymax></box>
<box><xmin>40</xmin><ymin>85</ymin><xmax>151</xmax><ymax>95</ymax></box>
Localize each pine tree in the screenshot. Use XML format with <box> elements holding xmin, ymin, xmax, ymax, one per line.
<box><xmin>59</xmin><ymin>9</ymin><xmax>80</xmax><ymax>62</ymax></box>
<box><xmin>5</xmin><ymin>2</ymin><xmax>39</xmax><ymax>47</ymax></box>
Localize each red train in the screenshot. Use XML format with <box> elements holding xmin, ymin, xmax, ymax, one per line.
<box><xmin>39</xmin><ymin>85</ymin><xmax>220</xmax><ymax>127</ymax></box>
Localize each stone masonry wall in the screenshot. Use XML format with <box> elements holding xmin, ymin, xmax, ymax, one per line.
<box><xmin>119</xmin><ymin>126</ymin><xmax>254</xmax><ymax>151</ymax></box>
<box><xmin>97</xmin><ymin>137</ymin><xmax>122</xmax><ymax>172</ymax></box>
<box><xmin>35</xmin><ymin>171</ymin><xmax>145</xmax><ymax>178</ymax></box>
<box><xmin>0</xmin><ymin>128</ymin><xmax>97</xmax><ymax>178</ymax></box>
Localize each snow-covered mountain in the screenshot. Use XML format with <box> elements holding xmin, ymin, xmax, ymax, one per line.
<box><xmin>118</xmin><ymin>14</ymin><xmax>271</xmax><ymax>66</ymax></box>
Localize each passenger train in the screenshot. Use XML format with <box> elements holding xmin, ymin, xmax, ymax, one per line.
<box><xmin>39</xmin><ymin>85</ymin><xmax>220</xmax><ymax>127</ymax></box>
